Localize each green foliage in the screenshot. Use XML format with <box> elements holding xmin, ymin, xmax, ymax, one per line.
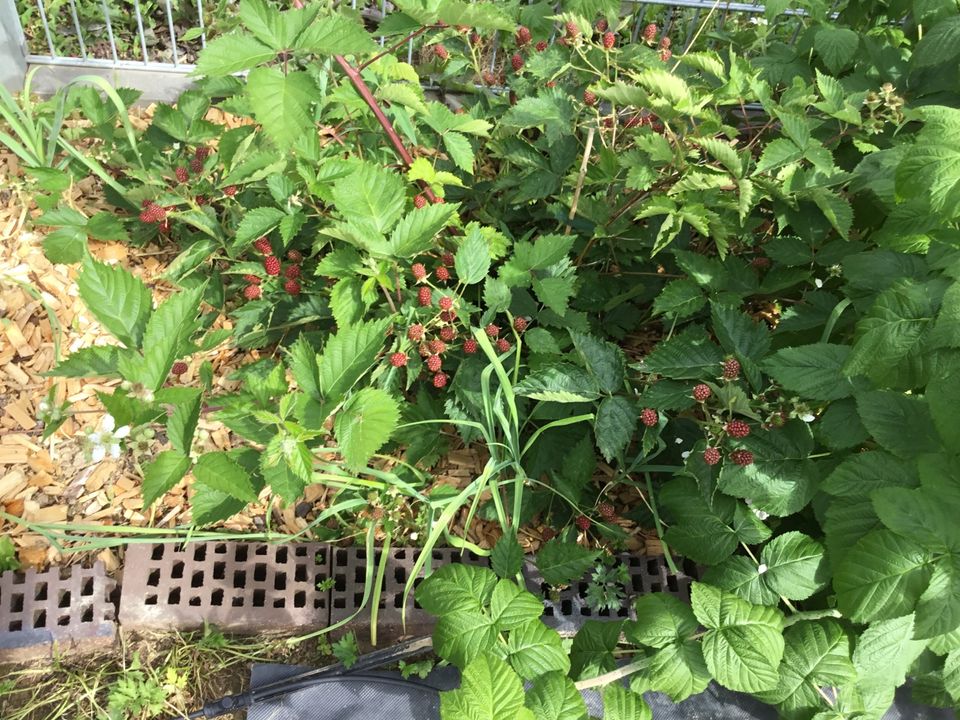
<box><xmin>32</xmin><ymin>1</ymin><xmax>960</xmax><ymax>715</ymax></box>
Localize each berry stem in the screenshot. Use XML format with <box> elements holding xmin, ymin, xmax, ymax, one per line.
<box><xmin>358</xmin><ymin>25</ymin><xmax>437</xmax><ymax>71</ymax></box>
<box><xmin>334</xmin><ymin>55</ymin><xmax>440</xmax><ymax>203</ymax></box>
<box><xmin>565</xmin><ymin>125</ymin><xmax>596</xmax><ymax>236</ymax></box>
<box><xmin>644</xmin><ymin>471</ymin><xmax>680</xmax><ymax>574</ymax></box>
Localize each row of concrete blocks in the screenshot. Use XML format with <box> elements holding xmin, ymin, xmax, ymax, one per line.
<box><xmin>0</xmin><ymin>541</ymin><xmax>694</xmax><ymax>663</ymax></box>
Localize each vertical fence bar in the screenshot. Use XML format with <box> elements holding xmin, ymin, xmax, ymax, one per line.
<box><xmin>134</xmin><ymin>0</ymin><xmax>149</xmax><ymax>64</ymax></box>
<box><xmin>379</xmin><ymin>0</ymin><xmax>386</xmax><ymax>46</ymax></box>
<box><xmin>683</xmin><ymin>7</ymin><xmax>701</xmax><ymax>50</ymax></box>
<box><xmin>34</xmin><ymin>0</ymin><xmax>57</xmax><ymax>56</ymax></box>
<box><xmin>196</xmin><ymin>0</ymin><xmax>206</xmax><ymax>48</ymax></box>
<box><xmin>0</xmin><ymin>0</ymin><xmax>28</xmax><ymax>90</ymax></box>
<box><xmin>67</xmin><ymin>0</ymin><xmax>88</xmax><ymax>59</ymax></box>
<box><xmin>163</xmin><ymin>0</ymin><xmax>180</xmax><ymax>65</ymax></box>
<box><xmin>100</xmin><ymin>0</ymin><xmax>119</xmax><ymax>63</ymax></box>
<box><xmin>631</xmin><ymin>4</ymin><xmax>648</xmax><ymax>43</ymax></box>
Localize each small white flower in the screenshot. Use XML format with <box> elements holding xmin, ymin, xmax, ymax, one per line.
<box><xmin>800</xmin><ymin>413</ymin><xmax>816</xmax><ymax>423</ymax></box>
<box><xmin>753</xmin><ymin>508</ymin><xmax>770</xmax><ymax>521</ymax></box>
<box><xmin>757</xmin><ymin>563</ymin><xmax>768</xmax><ymax>574</ymax></box>
<box><xmin>749</xmin><ymin>16</ymin><xmax>768</xmax><ymax>26</ymax></box>
<box><xmin>409</xmin><ymin>532</ymin><xmax>419</xmax><ymax>541</ymax></box>
<box><xmin>38</xmin><ymin>399</ymin><xmax>50</xmax><ymax>414</ymax></box>
<box><xmin>674</xmin><ymin>437</ymin><xmax>684</xmax><ymax>445</ymax></box>
<box><xmin>85</xmin><ymin>414</ymin><xmax>130</xmax><ymax>464</ymax></box>
<box><xmin>681</xmin><ymin>451</ymin><xmax>691</xmax><ymax>460</ymax></box>
<box><xmin>814</xmin><ymin>278</ymin><xmax>824</xmax><ymax>288</ymax></box>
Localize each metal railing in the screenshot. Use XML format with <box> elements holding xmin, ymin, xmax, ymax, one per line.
<box><xmin>2</xmin><ymin>0</ymin><xmax>813</xmax><ymax>94</ymax></box>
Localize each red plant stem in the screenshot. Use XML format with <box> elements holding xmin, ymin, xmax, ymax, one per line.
<box><xmin>334</xmin><ymin>54</ymin><xmax>439</xmax><ymax>203</ymax></box>
<box><xmin>358</xmin><ymin>25</ymin><xmax>435</xmax><ymax>71</ymax></box>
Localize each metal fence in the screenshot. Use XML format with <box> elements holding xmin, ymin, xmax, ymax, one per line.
<box><xmin>1</xmin><ymin>0</ymin><xmax>811</xmax><ymax>96</ymax></box>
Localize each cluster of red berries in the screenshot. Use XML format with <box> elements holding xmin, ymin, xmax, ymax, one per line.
<box><xmin>190</xmin><ymin>146</ymin><xmax>210</xmax><ymax>175</ymax></box>
<box><xmin>433</xmin><ymin>44</ymin><xmax>449</xmax><ymax>61</ymax></box>
<box><xmin>242</xmin><ymin>242</ymin><xmax>304</xmax><ymax>299</ymax></box>
<box><xmin>511</xmin><ymin>53</ymin><xmax>524</xmax><ymax>72</ymax></box>
<box><xmin>602</xmin><ymin>31</ymin><xmax>616</xmax><ymax>49</ymax></box>
<box><xmin>175</xmin><ymin>166</ymin><xmax>189</xmax><ymax>183</ymax></box>
<box><xmin>515</xmin><ymin>26</ymin><xmax>531</xmax><ymax>46</ymax></box>
<box><xmin>640</xmin><ymin>408</ymin><xmax>658</xmax><ymax>427</ymax></box>
<box><xmin>170</xmin><ymin>361</ymin><xmax>188</xmax><ymax>376</ymax></box>
<box><xmin>583</xmin><ymin>90</ymin><xmax>597</xmax><ymax>106</ymax></box>
<box><xmin>693</xmin><ymin>383</ymin><xmax>712</xmax><ymax>401</ymax></box>
<box><xmin>725</xmin><ymin>419</ymin><xmax>751</xmax><ymax>439</ymax></box>
<box><xmin>138</xmin><ymin>201</ymin><xmax>168</xmax><ymax>224</ymax></box>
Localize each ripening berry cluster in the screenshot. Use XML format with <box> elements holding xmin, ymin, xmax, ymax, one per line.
<box><xmin>240</xmin><ymin>241</ymin><xmax>305</xmax><ymax>300</ymax></box>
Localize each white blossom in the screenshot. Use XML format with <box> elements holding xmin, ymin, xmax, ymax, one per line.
<box><xmin>749</xmin><ymin>16</ymin><xmax>768</xmax><ymax>26</ymax></box>
<box><xmin>753</xmin><ymin>507</ymin><xmax>770</xmax><ymax>521</ymax></box>
<box><xmin>681</xmin><ymin>451</ymin><xmax>691</xmax><ymax>460</ymax></box>
<box><xmin>800</xmin><ymin>413</ymin><xmax>816</xmax><ymax>423</ymax></box>
<box><xmin>814</xmin><ymin>278</ymin><xmax>824</xmax><ymax>288</ymax></box>
<box><xmin>674</xmin><ymin>437</ymin><xmax>684</xmax><ymax>444</ymax></box>
<box><xmin>757</xmin><ymin>563</ymin><xmax>768</xmax><ymax>574</ymax></box>
<box><xmin>86</xmin><ymin>414</ymin><xmax>130</xmax><ymax>463</ymax></box>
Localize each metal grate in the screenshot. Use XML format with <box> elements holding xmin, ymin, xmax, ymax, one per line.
<box><xmin>328</xmin><ymin>547</ymin><xmax>488</xmax><ymax>637</ymax></box>
<box><xmin>524</xmin><ymin>553</ymin><xmax>698</xmax><ymax>634</ymax></box>
<box><xmin>119</xmin><ymin>541</ymin><xmax>331</xmax><ymax>633</ymax></box>
<box><xmin>0</xmin><ymin>562</ymin><xmax>116</xmax><ymax>662</ymax></box>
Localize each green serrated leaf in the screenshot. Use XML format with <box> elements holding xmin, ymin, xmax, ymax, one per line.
<box><xmin>535</xmin><ymin>540</ymin><xmax>599</xmax><ymax>586</ymax></box>
<box><xmin>78</xmin><ymin>258</ymin><xmax>153</xmax><ymax>350</ymax></box>
<box><xmin>333</xmin><ymin>387</ymin><xmax>399</xmax><ymax>471</ymax></box>
<box><xmin>141</xmin><ymin>451</ymin><xmax>191</xmax><ymax>507</ymax></box>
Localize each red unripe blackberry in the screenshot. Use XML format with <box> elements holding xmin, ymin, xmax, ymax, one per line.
<box><xmin>254</xmin><ymin>236</ymin><xmax>273</xmax><ymax>254</ymax></box>
<box><xmin>752</xmin><ymin>256</ymin><xmax>771</xmax><ymax>269</ymax></box>
<box><xmin>535</xmin><ymin>40</ymin><xmax>548</xmax><ymax>52</ymax></box>
<box><xmin>175</xmin><ymin>166</ymin><xmax>189</xmax><ymax>183</ymax></box>
<box><xmin>287</xmin><ymin>249</ymin><xmax>303</xmax><ymax>263</ymax></box>
<box><xmin>195</xmin><ymin>195</ymin><xmax>207</xmax><ymax>206</ymax></box>
<box><xmin>285</xmin><ymin>265</ymin><xmax>301</xmax><ymax>280</ymax></box>
<box><xmin>264</xmin><ymin>256</ymin><xmax>282</xmax><ymax>276</ymax></box>
<box><xmin>441</xmin><ymin>252</ymin><xmax>455</xmax><ymax>267</ymax></box>
<box><xmin>643</xmin><ymin>23</ymin><xmax>658</xmax><ymax>42</ymax></box>
<box><xmin>432</xmin><ymin>372</ymin><xmax>448</xmax><ymax>389</ymax></box>
<box><xmin>485</xmin><ymin>323</ymin><xmax>500</xmax><ymax>338</ymax></box>
<box><xmin>407</xmin><ymin>324</ymin><xmax>424</xmax><ymax>341</ymax></box>
<box><xmin>224</xmin><ymin>185</ymin><xmax>237</xmax><ymax>196</ymax></box>
<box><xmin>598</xmin><ymin>502</ymin><xmax>615</xmax><ymax>520</ymax></box>
<box><xmin>541</xmin><ymin>527</ymin><xmax>556</xmax><ymax>541</ymax></box>
<box><xmin>602</xmin><ymin>31</ymin><xmax>615</xmax><ymax>49</ymax></box>
<box><xmin>438</xmin><ymin>296</ymin><xmax>453</xmax><ymax>311</ymax></box>
<box><xmin>726</xmin><ymin>420</ymin><xmax>751</xmax><ymax>439</ymax></box>
<box><xmin>659</xmin><ymin>48</ymin><xmax>672</xmax><ymax>62</ymax></box>
<box><xmin>463</xmin><ymin>338</ymin><xmax>478</xmax><ymax>354</ymax></box>
<box><xmin>284</xmin><ymin>279</ymin><xmax>301</xmax><ymax>295</ymax></box>
<box><xmin>418</xmin><ymin>286</ymin><xmax>432</xmax><ymax>306</ymax></box>
<box><xmin>693</xmin><ymin>384</ymin><xmax>711</xmax><ymax>402</ymax></box>
<box><xmin>641</xmin><ymin>408</ymin><xmax>658</xmax><ymax>427</ymax></box>
<box><xmin>243</xmin><ymin>284</ymin><xmax>262</xmax><ymax>300</ymax></box>
<box><xmin>439</xmin><ymin>310</ymin><xmax>456</xmax><ymax>323</ymax></box>
<box><xmin>195</xmin><ymin>146</ymin><xmax>210</xmax><ymax>160</ymax></box>
<box><xmin>243</xmin><ymin>274</ymin><xmax>262</xmax><ymax>284</ymax></box>
<box><xmin>703</xmin><ymin>447</ymin><xmax>721</xmax><ymax>465</ymax></box>
<box><xmin>584</xmin><ymin>90</ymin><xmax>597</xmax><ymax>106</ymax></box>
<box><xmin>433</xmin><ymin>44</ymin><xmax>448</xmax><ymax>61</ymax></box>
<box><xmin>138</xmin><ymin>208</ymin><xmax>153</xmax><ymax>223</ymax></box>
<box><xmin>516</xmin><ymin>25</ymin><xmax>531</xmax><ymax>46</ymax></box>
<box><xmin>433</xmin><ymin>196</ymin><xmax>445</xmax><ymax>204</ymax></box>
<box><xmin>565</xmin><ymin>21</ymin><xmax>579</xmax><ymax>38</ymax></box>
<box><xmin>575</xmin><ymin>515</ymin><xmax>591</xmax><ymax>531</ymax></box>
<box><xmin>513</xmin><ymin>317</ymin><xmax>528</xmax><ymax>332</ymax></box>
<box><xmin>439</xmin><ymin>326</ymin><xmax>456</xmax><ymax>342</ymax></box>
<box><xmin>659</xmin><ymin>36</ymin><xmax>671</xmax><ymax>49</ymax></box>
<box><xmin>390</xmin><ymin>352</ymin><xmax>408</xmax><ymax>367</ymax></box>
<box><xmin>435</xmin><ymin>266</ymin><xmax>451</xmax><ymax>283</ymax></box>
<box><xmin>511</xmin><ymin>53</ymin><xmax>524</xmax><ymax>71</ymax></box>
<box><xmin>546</xmin><ymin>81</ymin><xmax>556</xmax><ymax>88</ymax></box>
<box><xmin>189</xmin><ymin>157</ymin><xmax>203</xmax><ymax>174</ymax></box>
<box><xmin>412</xmin><ymin>263</ymin><xmax>428</xmax><ymax>281</ymax></box>
<box><xmin>428</xmin><ymin>339</ymin><xmax>447</xmax><ymax>355</ymax></box>
<box><xmin>722</xmin><ymin>357</ymin><xmax>741</xmax><ymax>380</ymax></box>
<box><xmin>596</xmin><ymin>19</ymin><xmax>608</xmax><ymax>32</ymax></box>
<box><xmin>730</xmin><ymin>449</ymin><xmax>754</xmax><ymax>466</ymax></box>
<box><xmin>496</xmin><ymin>338</ymin><xmax>511</xmax><ymax>353</ymax></box>
<box><xmin>171</xmin><ymin>361</ymin><xmax>188</xmax><ymax>375</ymax></box>
<box><xmin>426</xmin><ymin>355</ymin><xmax>442</xmax><ymax>372</ymax></box>
<box><xmin>482</xmin><ymin>70</ymin><xmax>497</xmax><ymax>85</ymax></box>
<box><xmin>414</xmin><ymin>194</ymin><xmax>427</xmax><ymax>209</ymax></box>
